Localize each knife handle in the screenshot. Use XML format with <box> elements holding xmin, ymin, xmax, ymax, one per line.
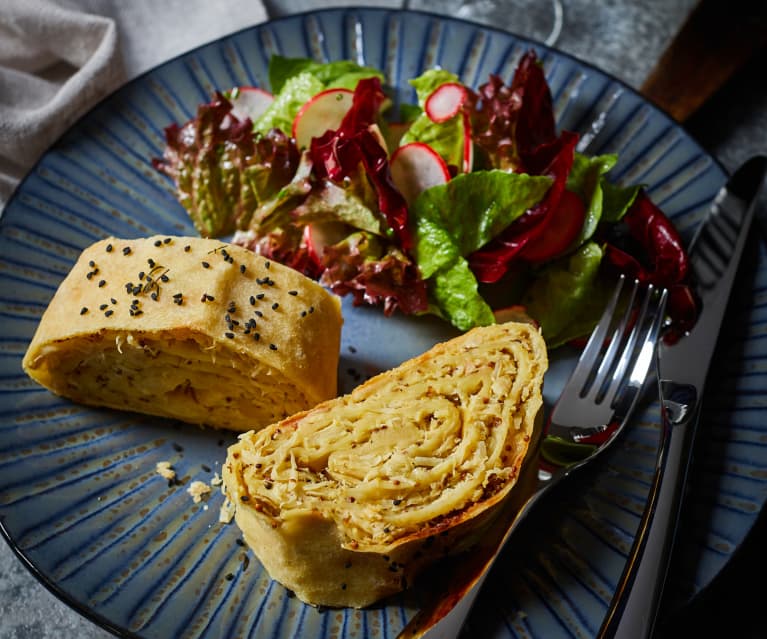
<box><xmin>597</xmin><ymin>380</ymin><xmax>699</xmax><ymax>639</ymax></box>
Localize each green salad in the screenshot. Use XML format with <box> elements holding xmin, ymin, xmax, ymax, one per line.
<box><xmin>153</xmin><ymin>52</ymin><xmax>694</xmax><ymax>347</ymax></box>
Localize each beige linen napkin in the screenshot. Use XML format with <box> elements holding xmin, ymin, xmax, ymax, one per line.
<box><xmin>0</xmin><ymin>0</ymin><xmax>268</xmax><ymax>210</ymax></box>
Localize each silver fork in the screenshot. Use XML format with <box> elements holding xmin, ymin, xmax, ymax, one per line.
<box><xmin>400</xmin><ymin>274</ymin><xmax>669</xmax><ymax>639</ymax></box>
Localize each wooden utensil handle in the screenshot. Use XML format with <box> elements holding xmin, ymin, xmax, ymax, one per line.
<box><xmin>640</xmin><ymin>0</ymin><xmax>767</xmax><ymax>122</ymax></box>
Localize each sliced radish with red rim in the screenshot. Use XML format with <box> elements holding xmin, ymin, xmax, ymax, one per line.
<box><xmin>390</xmin><ymin>142</ymin><xmax>451</xmax><ymax>207</ymax></box>
<box><xmin>229</xmin><ymin>86</ymin><xmax>274</xmax><ymax>121</ymax></box>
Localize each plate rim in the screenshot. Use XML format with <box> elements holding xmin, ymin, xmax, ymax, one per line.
<box><xmin>0</xmin><ymin>6</ymin><xmax>742</xmax><ymax>639</ymax></box>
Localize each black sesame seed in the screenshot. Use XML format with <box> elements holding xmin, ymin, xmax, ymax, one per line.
<box><xmin>201</xmin><ymin>464</ymin><xmax>211</xmax><ymax>472</ymax></box>
<box><xmin>88</xmin><ymin>260</ymin><xmax>96</xmax><ymax>268</ymax></box>
<box><xmin>269</xmin><ymin>343</ymin><xmax>277</xmax><ymax>351</ymax></box>
<box><xmin>123</xmin><ymin>247</ymin><xmax>132</xmax><ymax>255</ymax></box>
<box><xmin>110</xmin><ymin>298</ymin><xmax>117</xmax><ymax>305</ymax></box>
<box><xmin>256</xmin><ymin>293</ymin><xmax>265</xmax><ymax>300</ymax></box>
<box><xmin>184</xmin><ymin>245</ymin><xmax>191</xmax><ymax>252</ymax></box>
<box><xmin>253</xmin><ymin>332</ymin><xmax>260</xmax><ymax>341</ymax></box>
<box><xmin>240</xmin><ymin>494</ymin><xmax>250</xmax><ymax>502</ymax></box>
<box><xmin>160</xmin><ymin>274</ymin><xmax>169</xmax><ymax>283</ymax></box>
<box><xmin>106</xmin><ymin>244</ymin><xmax>113</xmax><ymax>253</ymax></box>
<box><xmin>154</xmin><ymin>240</ymin><xmax>162</xmax><ymax>247</ymax></box>
<box><xmin>147</xmin><ymin>258</ymin><xmax>156</xmax><ymax>268</ymax></box>
<box><xmin>308</xmin><ymin>306</ymin><xmax>314</xmax><ymax>313</ymax></box>
<box><xmin>240</xmin><ymin>264</ymin><xmax>246</xmax><ymax>274</ymax></box>
<box><xmin>98</xmin><ymin>280</ymin><xmax>106</xmax><ymax>288</ymax></box>
<box><xmin>105</xmin><ymin>310</ymin><xmax>114</xmax><ymax>317</ymax></box>
<box><xmin>99</xmin><ymin>304</ymin><xmax>108</xmax><ymax>311</ymax></box>
<box><xmin>264</xmin><ymin>261</ymin><xmax>270</xmax><ymax>269</ymax></box>
<box><xmin>164</xmin><ymin>238</ymin><xmax>172</xmax><ymax>244</ymax></box>
<box><xmin>80</xmin><ymin>307</ymin><xmax>88</xmax><ymax>315</ymax></box>
<box><xmin>225</xmin><ymin>332</ymin><xmax>235</xmax><ymax>339</ymax></box>
<box><xmin>255</xmin><ymin>310</ymin><xmax>263</xmax><ymax>317</ymax></box>
<box><xmin>288</xmin><ymin>290</ymin><xmax>298</xmax><ymax>296</ymax></box>
<box><xmin>271</xmin><ymin>302</ymin><xmax>279</xmax><ymax>310</ymax></box>
<box><xmin>151</xmin><ymin>292</ymin><xmax>158</xmax><ymax>301</ymax></box>
<box><xmin>201</xmin><ymin>261</ymin><xmax>210</xmax><ymax>269</ymax></box>
<box><xmin>249</xmin><ymin>296</ymin><xmax>256</xmax><ymax>306</ymax></box>
<box><xmin>224</xmin><ymin>573</ymin><xmax>234</xmax><ymax>581</ymax></box>
<box><xmin>301</xmin><ymin>311</ymin><xmax>307</xmax><ymax>317</ymax></box>
<box><xmin>227</xmin><ymin>302</ymin><xmax>236</xmax><ymax>313</ymax></box>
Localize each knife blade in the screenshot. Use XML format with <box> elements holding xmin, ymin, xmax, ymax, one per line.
<box><xmin>598</xmin><ymin>154</ymin><xmax>767</xmax><ymax>639</ymax></box>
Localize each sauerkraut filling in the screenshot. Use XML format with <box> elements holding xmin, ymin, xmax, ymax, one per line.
<box><xmin>29</xmin><ymin>330</ymin><xmax>311</xmax><ymax>430</ymax></box>
<box><xmin>229</xmin><ymin>334</ymin><xmax>544</xmax><ymax>549</ymax></box>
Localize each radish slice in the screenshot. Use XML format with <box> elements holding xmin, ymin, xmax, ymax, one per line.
<box><xmin>424</xmin><ymin>82</ymin><xmax>468</xmax><ymax>123</ymax></box>
<box><xmin>229</xmin><ymin>86</ymin><xmax>274</xmax><ymax>121</ymax></box>
<box><xmin>303</xmin><ymin>221</ymin><xmax>349</xmax><ymax>268</ymax></box>
<box><xmin>390</xmin><ymin>142</ymin><xmax>451</xmax><ymax>207</ymax></box>
<box><xmin>462</xmin><ymin>111</ymin><xmax>474</xmax><ymax>174</ymax></box>
<box><xmin>292</xmin><ymin>88</ymin><xmax>354</xmax><ymax>148</ymax></box>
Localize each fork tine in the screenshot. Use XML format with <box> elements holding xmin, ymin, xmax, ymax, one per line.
<box><xmin>602</xmin><ymin>284</ymin><xmax>665</xmax><ymax>402</ymax></box>
<box><xmin>586</xmin><ymin>278</ymin><xmax>641</xmax><ymax>401</ymax></box>
<box><xmin>608</xmin><ymin>286</ymin><xmax>668</xmax><ymax>415</ymax></box>
<box><xmin>573</xmin><ymin>274</ymin><xmax>628</xmax><ymax>391</ymax></box>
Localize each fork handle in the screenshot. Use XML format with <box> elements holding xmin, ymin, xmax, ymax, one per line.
<box><xmin>597</xmin><ymin>380</ymin><xmax>699</xmax><ymax>639</ymax></box>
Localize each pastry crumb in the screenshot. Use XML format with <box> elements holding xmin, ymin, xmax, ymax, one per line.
<box><xmin>219</xmin><ymin>496</ymin><xmax>236</xmax><ymax>523</ymax></box>
<box><xmin>156</xmin><ymin>461</ymin><xmax>176</xmax><ymax>481</ymax></box>
<box><xmin>187</xmin><ymin>480</ymin><xmax>212</xmax><ymax>503</ymax></box>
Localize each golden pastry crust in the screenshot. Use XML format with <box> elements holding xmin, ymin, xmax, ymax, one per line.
<box><xmin>223</xmin><ymin>321</ymin><xmax>548</xmax><ymax>607</ymax></box>
<box><xmin>22</xmin><ymin>236</ymin><xmax>343</xmax><ymax>431</ymax></box>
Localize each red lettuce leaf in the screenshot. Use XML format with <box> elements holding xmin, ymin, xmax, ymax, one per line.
<box><xmin>470</xmin><ymin>50</ymin><xmax>558</xmax><ymax>173</ymax></box>
<box><xmin>320</xmin><ymin>232</ymin><xmax>428</xmax><ymax>316</ymax></box>
<box><xmin>153</xmin><ymin>92</ymin><xmax>300</xmax><ymax>237</ymax></box>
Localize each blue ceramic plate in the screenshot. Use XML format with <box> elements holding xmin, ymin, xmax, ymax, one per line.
<box><xmin>1</xmin><ymin>8</ymin><xmax>765</xmax><ymax>639</ymax></box>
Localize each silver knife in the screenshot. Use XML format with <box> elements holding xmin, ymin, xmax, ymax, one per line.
<box><xmin>598</xmin><ymin>154</ymin><xmax>767</xmax><ymax>639</ymax></box>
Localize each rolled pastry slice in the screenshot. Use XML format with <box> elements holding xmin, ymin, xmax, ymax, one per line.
<box><xmin>223</xmin><ymin>321</ymin><xmax>548</xmax><ymax>607</ymax></box>
<box><xmin>22</xmin><ymin>236</ymin><xmax>342</xmax><ymax>432</ymax></box>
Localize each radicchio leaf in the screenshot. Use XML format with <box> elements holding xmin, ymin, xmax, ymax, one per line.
<box><xmin>469</xmin><ymin>130</ymin><xmax>579</xmax><ymax>283</ymax></box>
<box><xmin>309</xmin><ymin>77</ymin><xmax>412</xmax><ymax>250</ymax></box>
<box><xmin>604</xmin><ymin>190</ymin><xmax>697</xmax><ymax>335</ymax></box>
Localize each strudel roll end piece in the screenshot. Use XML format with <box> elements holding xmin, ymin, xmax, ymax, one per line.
<box><xmin>22</xmin><ymin>236</ymin><xmax>343</xmax><ymax>432</ymax></box>
<box><xmin>223</xmin><ymin>321</ymin><xmax>548</xmax><ymax>607</ymax></box>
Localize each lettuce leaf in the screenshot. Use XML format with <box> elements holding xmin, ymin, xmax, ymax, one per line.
<box><xmin>400</xmin><ymin>69</ymin><xmax>467</xmax><ymax>170</ymax></box>
<box><xmin>522</xmin><ymin>241</ymin><xmax>605</xmax><ymax>347</ymax></box>
<box><xmin>566</xmin><ymin>152</ymin><xmax>617</xmax><ymax>244</ymax></box>
<box><xmin>254</xmin><ymin>57</ymin><xmax>386</xmax><ymax>138</ymax></box>
<box><xmin>268</xmin><ymin>55</ymin><xmax>385</xmax><ymax>94</ymax></box>
<box><xmin>412</xmin><ymin>170</ymin><xmax>552</xmax><ymax>329</ymax></box>
<box><xmin>252</xmin><ymin>72</ymin><xmax>324</xmax><ymax>136</ymax></box>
